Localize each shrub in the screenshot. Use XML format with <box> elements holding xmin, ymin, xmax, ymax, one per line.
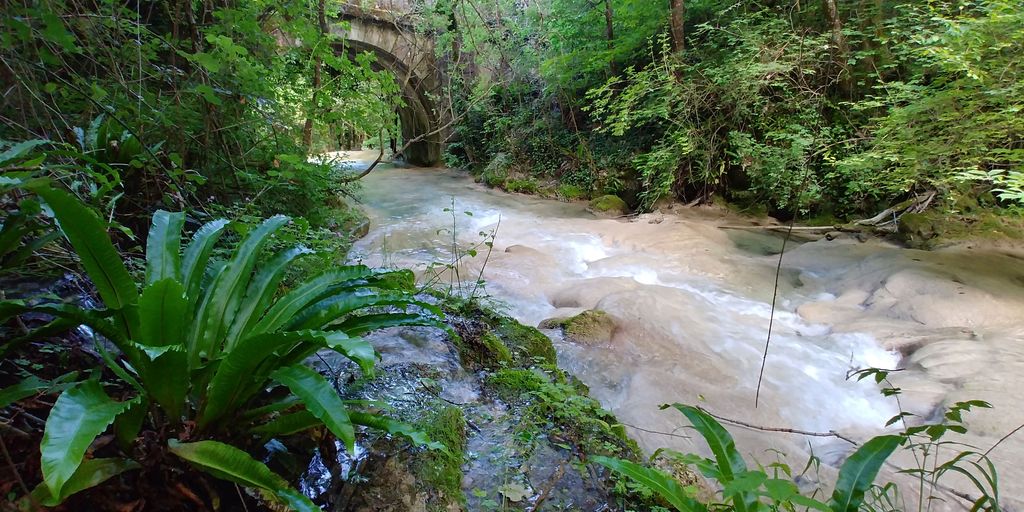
<box><xmin>1</xmin><ymin>182</ymin><xmax>444</xmax><ymax>509</ymax></box>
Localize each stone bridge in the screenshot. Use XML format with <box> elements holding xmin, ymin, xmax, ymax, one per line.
<box><xmin>333</xmin><ymin>3</ymin><xmax>446</xmax><ymax>166</ymax></box>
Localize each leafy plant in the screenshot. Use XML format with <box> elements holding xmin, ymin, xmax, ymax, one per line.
<box><xmin>598</xmin><ymin>387</ymin><xmax>1004</xmax><ymax>512</ymax></box>
<box><xmin>596</xmin><ymin>404</ymin><xmax>903</xmax><ymax>512</ymax></box>
<box><xmin>2</xmin><ymin>182</ymin><xmax>444</xmax><ymax>509</ymax></box>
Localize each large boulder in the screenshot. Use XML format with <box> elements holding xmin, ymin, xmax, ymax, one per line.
<box><xmin>562</xmin><ymin>309</ymin><xmax>616</xmax><ymax>345</ymax></box>
<box><xmin>587</xmin><ymin>195</ymin><xmax>629</xmax><ymax>217</ymax></box>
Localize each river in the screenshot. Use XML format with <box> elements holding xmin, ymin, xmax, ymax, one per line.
<box><xmin>340</xmin><ymin>153</ymin><xmax>1024</xmax><ymax>509</ymax></box>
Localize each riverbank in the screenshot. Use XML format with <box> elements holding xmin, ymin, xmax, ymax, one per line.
<box><xmin>471</xmin><ymin>163</ymin><xmax>1024</xmax><ymax>253</ymax></box>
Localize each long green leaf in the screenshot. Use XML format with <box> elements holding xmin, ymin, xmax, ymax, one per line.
<box><xmin>30</xmin><ymin>186</ymin><xmax>137</xmax><ymax>313</ymax></box>
<box><xmin>168</xmin><ymin>439</ymin><xmax>319</xmax><ymax>511</ymax></box>
<box><xmin>198</xmin><ymin>331</ymin><xmax>328</xmax><ymax>429</ymax></box>
<box><xmin>593</xmin><ymin>456</ymin><xmax>707</xmax><ymax>512</ymax></box>
<box><xmin>277</xmin><ymin>332</ymin><xmax>376</xmax><ymax>377</ymax></box>
<box><xmin>251</xmin><ymin>409</ymin><xmax>322</xmax><ymax>437</ymax></box>
<box><xmin>672</xmin><ymin>404</ymin><xmax>754</xmax><ymax>512</ymax></box>
<box><xmin>286</xmin><ymin>291</ymin><xmax>434</xmax><ymax>331</ymax></box>
<box><xmin>145</xmin><ymin>210</ymin><xmax>185</xmax><ymax>285</ymax></box>
<box><xmin>271</xmin><ymin>364</ymin><xmax>355</xmax><ymax>452</ymax></box>
<box><xmin>0</xmin><ymin>139</ymin><xmax>49</xmax><ymax>165</ymax></box>
<box><xmin>349</xmin><ymin>411</ymin><xmax>444</xmax><ymax>450</ymax></box>
<box><xmin>137</xmin><ymin>279</ymin><xmax>187</xmax><ymax>347</ymax></box>
<box><xmin>249</xmin><ymin>266</ymin><xmax>374</xmax><ymax>335</ymax></box>
<box><xmin>332</xmin><ymin>312</ymin><xmax>445</xmax><ymax>336</ymax></box>
<box><xmin>223</xmin><ymin>246</ymin><xmax>313</xmax><ymax>351</ymax></box>
<box><xmin>31</xmin><ymin>458</ymin><xmax>140</xmax><ymax>506</ymax></box>
<box><xmin>40</xmin><ymin>381</ymin><xmax>135</xmax><ymax>500</ymax></box>
<box><xmin>275</xmin><ymin>489</ymin><xmax>322</xmax><ymax>512</ymax></box>
<box><xmin>671</xmin><ymin>405</ymin><xmax>747</xmax><ymax>481</ymax></box>
<box><xmin>189</xmin><ymin>215</ymin><xmax>289</xmax><ymax>364</ymax></box>
<box><xmin>829</xmin><ymin>435</ymin><xmax>903</xmax><ymax>512</ymax></box>
<box><xmin>135</xmin><ymin>347</ymin><xmax>188</xmax><ymax>421</ymax></box>
<box><xmin>0</xmin><ymin>375</ymin><xmax>48</xmax><ymax>409</ymax></box>
<box><xmin>181</xmin><ymin>218</ymin><xmax>229</xmax><ymax>308</ymax></box>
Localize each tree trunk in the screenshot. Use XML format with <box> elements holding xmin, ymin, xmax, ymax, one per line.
<box><xmin>669</xmin><ymin>0</ymin><xmax>685</xmax><ymax>52</ymax></box>
<box><xmin>302</xmin><ymin>0</ymin><xmax>328</xmax><ymax>149</ymax></box>
<box><xmin>822</xmin><ymin>0</ymin><xmax>853</xmax><ymax>98</ymax></box>
<box><xmin>604</xmin><ymin>0</ymin><xmax>616</xmax><ymax>74</ymax></box>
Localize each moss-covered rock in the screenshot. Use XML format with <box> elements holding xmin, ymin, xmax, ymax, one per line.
<box><xmin>898</xmin><ymin>212</ymin><xmax>936</xmax><ymax>242</ymax></box>
<box><xmin>563</xmin><ymin>309</ymin><xmax>616</xmax><ymax>345</ymax></box>
<box><xmin>479</xmin><ymin>152</ymin><xmax>511</xmax><ymax>188</ymax></box>
<box><xmin>588</xmin><ymin>194</ymin><xmax>629</xmax><ymax>216</ymax></box>
<box><xmin>417</xmin><ymin>406</ymin><xmax>467</xmax><ymax>506</ymax></box>
<box><xmin>493</xmin><ymin>317</ymin><xmax>557</xmax><ymax>365</ymax></box>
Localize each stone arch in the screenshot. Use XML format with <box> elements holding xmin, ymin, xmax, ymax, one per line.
<box><xmin>331</xmin><ymin>14</ymin><xmax>443</xmax><ymax>166</ymax></box>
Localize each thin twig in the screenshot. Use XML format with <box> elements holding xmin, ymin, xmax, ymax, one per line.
<box><xmin>696</xmin><ymin>406</ymin><xmax>858</xmax><ymax>446</ymax></box>
<box><xmin>982</xmin><ymin>422</ymin><xmax>1024</xmax><ymax>459</ymax></box>
<box><xmin>620</xmin><ymin>422</ymin><xmax>691</xmax><ymax>441</ymax></box>
<box><xmin>754</xmin><ymin>219</ymin><xmax>794</xmax><ymax>408</ymax></box>
<box><xmin>0</xmin><ymin>433</ymin><xmax>40</xmax><ymax>511</ymax></box>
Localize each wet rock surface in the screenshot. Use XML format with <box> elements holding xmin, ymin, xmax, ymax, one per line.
<box><xmin>301</xmin><ymin>305</ymin><xmax>658</xmax><ymax>511</ymax></box>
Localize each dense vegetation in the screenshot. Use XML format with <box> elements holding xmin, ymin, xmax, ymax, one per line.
<box><xmin>442</xmin><ymin>0</ymin><xmax>1024</xmax><ymax>222</ymax></box>
<box><xmin>0</xmin><ymin>0</ymin><xmax>1018</xmax><ymax>510</ymax></box>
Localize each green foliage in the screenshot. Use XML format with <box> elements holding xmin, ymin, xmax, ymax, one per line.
<box><xmin>167</xmin><ymin>439</ymin><xmax>319</xmax><ymax>510</ymax></box>
<box><xmin>841</xmin><ymin>0</ymin><xmax>1024</xmax><ymax>207</ymax></box>
<box><xmin>600</xmin><ymin>379</ymin><xmax>1003</xmax><ymax>512</ymax></box>
<box><xmin>449</xmin><ymin>0</ymin><xmax>1024</xmax><ymax>218</ymax></box>
<box><xmin>0</xmin><ymin>0</ymin><xmax>400</xmax><ymax>229</ymax></box>
<box><xmin>504</xmin><ymin>178</ymin><xmax>539</xmax><ymax>194</ymax></box>
<box><xmin>557</xmin><ymin>183</ymin><xmax>588</xmax><ymax>200</ymax></box>
<box><xmin>597</xmin><ymin>405</ymin><xmax>901</xmax><ymax>512</ymax></box>
<box><xmin>3</xmin><ymin>183</ymin><xmax>443</xmax><ymax>509</ymax></box>
<box><xmin>592</xmin><ymin>456</ymin><xmax>707</xmax><ymax>512</ymax></box>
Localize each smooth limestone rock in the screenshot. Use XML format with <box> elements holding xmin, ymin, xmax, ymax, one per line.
<box><xmin>562</xmin><ymin>309</ymin><xmax>616</xmax><ymax>345</ymax></box>
<box><xmin>587</xmin><ymin>195</ymin><xmax>629</xmax><ymax>216</ymax></box>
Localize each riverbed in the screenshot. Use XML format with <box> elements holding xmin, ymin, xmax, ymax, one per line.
<box><xmin>341</xmin><ymin>153</ymin><xmax>1024</xmax><ymax>509</ymax></box>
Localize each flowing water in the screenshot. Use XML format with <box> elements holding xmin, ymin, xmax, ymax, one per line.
<box><xmin>340</xmin><ymin>153</ymin><xmax>1024</xmax><ymax>508</ymax></box>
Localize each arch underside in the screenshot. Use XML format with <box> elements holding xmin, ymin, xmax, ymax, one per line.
<box><xmin>338</xmin><ymin>38</ymin><xmax>442</xmax><ymax>167</ymax></box>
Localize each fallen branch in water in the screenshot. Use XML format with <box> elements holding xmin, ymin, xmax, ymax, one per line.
<box><xmin>718</xmin><ymin>224</ymin><xmax>856</xmax><ymax>232</ymax></box>
<box><xmin>719</xmin><ymin>192</ymin><xmax>937</xmax><ymax>236</ymax></box>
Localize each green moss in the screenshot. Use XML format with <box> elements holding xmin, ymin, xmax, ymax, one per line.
<box><xmin>485</xmin><ymin>368</ymin><xmax>549</xmax><ymax>401</ymax></box>
<box><xmin>417</xmin><ymin>406</ymin><xmax>467</xmax><ymax>505</ymax></box>
<box><xmin>588</xmin><ymin>194</ymin><xmax>629</xmax><ymax>215</ymax></box>
<box><xmin>493</xmin><ymin>317</ymin><xmax>557</xmax><ymax>365</ymax></box>
<box><xmin>479</xmin><ymin>331</ymin><xmax>513</xmax><ymax>365</ymax></box>
<box><xmin>558</xmin><ymin>184</ymin><xmax>587</xmax><ymax>200</ymax></box>
<box><xmin>898</xmin><ymin>212</ymin><xmax>936</xmax><ymax>242</ymax></box>
<box><xmin>563</xmin><ymin>310</ymin><xmax>615</xmax><ymax>345</ymax></box>
<box><xmin>504</xmin><ymin>178</ymin><xmax>539</xmax><ymax>194</ymax></box>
